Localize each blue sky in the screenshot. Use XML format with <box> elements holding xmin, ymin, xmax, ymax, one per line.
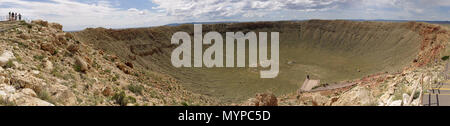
<box><xmin>1</xmin><ymin>0</ymin><xmax>449</xmax><ymax>31</ymax></box>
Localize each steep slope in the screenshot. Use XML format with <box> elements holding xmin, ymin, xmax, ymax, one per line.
<box><xmin>73</xmin><ymin>20</ymin><xmax>449</xmax><ymax>103</ymax></box>
<box><xmin>0</xmin><ymin>20</ymin><xmax>217</xmax><ymax>106</ymax></box>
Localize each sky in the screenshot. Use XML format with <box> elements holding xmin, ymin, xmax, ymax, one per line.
<box><xmin>0</xmin><ymin>0</ymin><xmax>449</xmax><ymax>31</ymax></box>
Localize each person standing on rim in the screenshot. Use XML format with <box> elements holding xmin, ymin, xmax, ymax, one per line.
<box><xmin>8</xmin><ymin>12</ymin><xmax>11</xmax><ymax>21</ymax></box>
<box><xmin>11</xmin><ymin>12</ymin><xmax>15</xmax><ymax>21</ymax></box>
<box><xmin>14</xmin><ymin>12</ymin><xmax>17</xmax><ymax>21</ymax></box>
<box><xmin>18</xmin><ymin>14</ymin><xmax>21</xmax><ymax>21</ymax></box>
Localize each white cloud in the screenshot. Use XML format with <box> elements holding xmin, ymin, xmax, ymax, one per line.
<box><xmin>1</xmin><ymin>0</ymin><xmax>449</xmax><ymax>31</ymax></box>
<box><xmin>0</xmin><ymin>0</ymin><xmax>175</xmax><ymax>31</ymax></box>
<box><xmin>151</xmin><ymin>0</ymin><xmax>348</xmax><ymax>18</ymax></box>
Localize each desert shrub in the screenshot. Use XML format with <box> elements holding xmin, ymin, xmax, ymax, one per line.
<box><xmin>413</xmin><ymin>91</ymin><xmax>420</xmax><ymax>99</ymax></box>
<box><xmin>4</xmin><ymin>60</ymin><xmax>15</xmax><ymax>68</ymax></box>
<box><xmin>111</xmin><ymin>74</ymin><xmax>120</xmax><ymax>82</ymax></box>
<box><xmin>127</xmin><ymin>84</ymin><xmax>144</xmax><ymax>95</ymax></box>
<box><xmin>36</xmin><ymin>90</ymin><xmax>56</xmax><ymax>104</ymax></box>
<box><xmin>442</xmin><ymin>56</ymin><xmax>449</xmax><ymax>61</ymax></box>
<box><xmin>181</xmin><ymin>102</ymin><xmax>189</xmax><ymax>106</ymax></box>
<box><xmin>112</xmin><ymin>91</ymin><xmax>136</xmax><ymax>106</ymax></box>
<box><xmin>73</xmin><ymin>64</ymin><xmax>82</xmax><ymax>73</ymax></box>
<box><xmin>33</xmin><ymin>55</ymin><xmax>45</xmax><ymax>61</ymax></box>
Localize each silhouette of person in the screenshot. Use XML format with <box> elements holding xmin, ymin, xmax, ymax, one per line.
<box><xmin>14</xmin><ymin>13</ymin><xmax>17</xmax><ymax>21</ymax></box>
<box><xmin>8</xmin><ymin>12</ymin><xmax>11</xmax><ymax>21</ymax></box>
<box><xmin>18</xmin><ymin>14</ymin><xmax>21</xmax><ymax>21</ymax></box>
<box><xmin>11</xmin><ymin>12</ymin><xmax>15</xmax><ymax>21</ymax></box>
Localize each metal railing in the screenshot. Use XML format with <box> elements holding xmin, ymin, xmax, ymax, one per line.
<box><xmin>0</xmin><ymin>15</ymin><xmax>33</xmax><ymax>23</ymax></box>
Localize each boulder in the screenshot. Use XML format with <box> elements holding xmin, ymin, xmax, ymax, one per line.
<box><xmin>333</xmin><ymin>86</ymin><xmax>372</xmax><ymax>105</ymax></box>
<box><xmin>0</xmin><ymin>50</ymin><xmax>15</xmax><ymax>67</ymax></box>
<box><xmin>125</xmin><ymin>62</ymin><xmax>134</xmax><ymax>68</ymax></box>
<box><xmin>14</xmin><ymin>96</ymin><xmax>55</xmax><ymax>106</ymax></box>
<box><xmin>254</xmin><ymin>93</ymin><xmax>278</xmax><ymax>106</ymax></box>
<box><xmin>43</xmin><ymin>60</ymin><xmax>53</xmax><ymax>70</ymax></box>
<box><xmin>0</xmin><ymin>84</ymin><xmax>16</xmax><ymax>94</ymax></box>
<box><xmin>389</xmin><ymin>100</ymin><xmax>402</xmax><ymax>106</ymax></box>
<box><xmin>67</xmin><ymin>44</ymin><xmax>79</xmax><ymax>54</ymax></box>
<box><xmin>116</xmin><ymin>62</ymin><xmax>131</xmax><ymax>74</ymax></box>
<box><xmin>9</xmin><ymin>71</ymin><xmax>46</xmax><ymax>91</ymax></box>
<box><xmin>102</xmin><ymin>86</ymin><xmax>113</xmax><ymax>96</ymax></box>
<box><xmin>0</xmin><ymin>84</ymin><xmax>54</xmax><ymax>106</ymax></box>
<box><xmin>20</xmin><ymin>88</ymin><xmax>37</xmax><ymax>97</ymax></box>
<box><xmin>75</xmin><ymin>56</ymin><xmax>89</xmax><ymax>73</ymax></box>
<box><xmin>40</xmin><ymin>43</ymin><xmax>56</xmax><ymax>55</ymax></box>
<box><xmin>49</xmin><ymin>23</ymin><xmax>63</xmax><ymax>31</ymax></box>
<box><xmin>48</xmin><ymin>85</ymin><xmax>76</xmax><ymax>105</ymax></box>
<box><xmin>18</xmin><ymin>34</ymin><xmax>31</xmax><ymax>40</ymax></box>
<box><xmin>402</xmin><ymin>93</ymin><xmax>410</xmax><ymax>106</ymax></box>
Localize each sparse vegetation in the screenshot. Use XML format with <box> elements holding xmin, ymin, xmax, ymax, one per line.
<box><xmin>33</xmin><ymin>55</ymin><xmax>45</xmax><ymax>61</ymax></box>
<box><xmin>181</xmin><ymin>101</ymin><xmax>189</xmax><ymax>106</ymax></box>
<box><xmin>413</xmin><ymin>90</ymin><xmax>420</xmax><ymax>99</ymax></box>
<box><xmin>3</xmin><ymin>60</ymin><xmax>15</xmax><ymax>68</ymax></box>
<box><xmin>36</xmin><ymin>90</ymin><xmax>56</xmax><ymax>105</ymax></box>
<box><xmin>112</xmin><ymin>91</ymin><xmax>136</xmax><ymax>106</ymax></box>
<box><xmin>127</xmin><ymin>84</ymin><xmax>144</xmax><ymax>95</ymax></box>
<box><xmin>73</xmin><ymin>64</ymin><xmax>82</xmax><ymax>73</ymax></box>
<box><xmin>111</xmin><ymin>73</ymin><xmax>120</xmax><ymax>82</ymax></box>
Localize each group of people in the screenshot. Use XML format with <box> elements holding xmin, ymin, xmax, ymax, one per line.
<box><xmin>8</xmin><ymin>12</ymin><xmax>22</xmax><ymax>21</ymax></box>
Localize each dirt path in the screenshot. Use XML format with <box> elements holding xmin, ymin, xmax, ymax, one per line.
<box><xmin>310</xmin><ymin>82</ymin><xmax>357</xmax><ymax>92</ymax></box>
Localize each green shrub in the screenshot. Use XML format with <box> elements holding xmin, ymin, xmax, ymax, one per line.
<box><xmin>73</xmin><ymin>64</ymin><xmax>82</xmax><ymax>72</ymax></box>
<box><xmin>111</xmin><ymin>74</ymin><xmax>120</xmax><ymax>82</ymax></box>
<box><xmin>3</xmin><ymin>60</ymin><xmax>15</xmax><ymax>68</ymax></box>
<box><xmin>37</xmin><ymin>90</ymin><xmax>56</xmax><ymax>104</ymax></box>
<box><xmin>442</xmin><ymin>56</ymin><xmax>449</xmax><ymax>61</ymax></box>
<box><xmin>127</xmin><ymin>84</ymin><xmax>144</xmax><ymax>95</ymax></box>
<box><xmin>112</xmin><ymin>91</ymin><xmax>136</xmax><ymax>106</ymax></box>
<box><xmin>33</xmin><ymin>55</ymin><xmax>45</xmax><ymax>61</ymax></box>
<box><xmin>181</xmin><ymin>102</ymin><xmax>189</xmax><ymax>106</ymax></box>
<box><xmin>413</xmin><ymin>91</ymin><xmax>420</xmax><ymax>99</ymax></box>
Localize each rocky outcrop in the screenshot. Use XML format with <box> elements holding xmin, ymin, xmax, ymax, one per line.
<box><xmin>0</xmin><ymin>84</ymin><xmax>54</xmax><ymax>106</ymax></box>
<box><xmin>31</xmin><ymin>20</ymin><xmax>48</xmax><ymax>27</ymax></box>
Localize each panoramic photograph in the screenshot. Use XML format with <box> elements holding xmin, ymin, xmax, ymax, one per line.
<box><xmin>1</xmin><ymin>0</ymin><xmax>450</xmax><ymax>117</ymax></box>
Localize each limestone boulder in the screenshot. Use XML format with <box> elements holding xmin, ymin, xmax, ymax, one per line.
<box><xmin>0</xmin><ymin>50</ymin><xmax>15</xmax><ymax>67</ymax></box>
